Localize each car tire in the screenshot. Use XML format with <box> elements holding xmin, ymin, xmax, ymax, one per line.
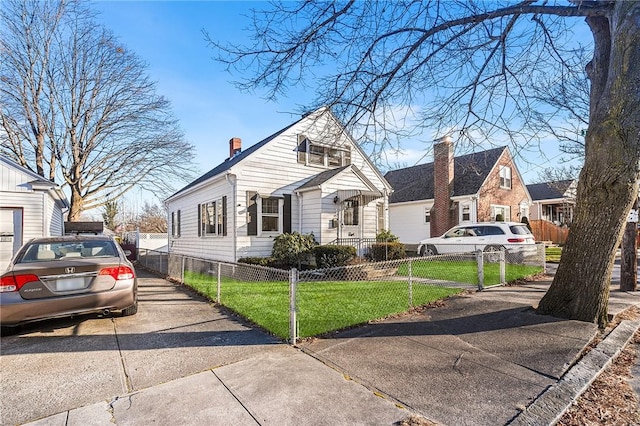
<box><xmin>484</xmin><ymin>245</ymin><xmax>506</xmax><ymax>262</ymax></box>
<box><xmin>421</xmin><ymin>244</ymin><xmax>438</xmax><ymax>256</ymax></box>
<box><xmin>121</xmin><ymin>302</ymin><xmax>138</xmax><ymax>317</ymax></box>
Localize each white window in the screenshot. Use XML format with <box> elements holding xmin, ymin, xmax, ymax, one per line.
<box><xmin>491</xmin><ymin>205</ymin><xmax>511</xmax><ymax>221</ymax></box>
<box><xmin>424</xmin><ymin>208</ymin><xmax>431</xmax><ymax>223</ymax></box>
<box><xmin>257</xmin><ymin>197</ymin><xmax>283</xmax><ymax>234</ymax></box>
<box><xmin>199</xmin><ymin>198</ymin><xmax>226</xmax><ymax>237</ymax></box>
<box><xmin>461</xmin><ymin>203</ymin><xmax>471</xmax><ymax>221</ymax></box>
<box><xmin>499</xmin><ymin>165</ymin><xmax>512</xmax><ymax>189</ymax></box>
<box><xmin>297</xmin><ymin>135</ymin><xmax>351</xmax><ymax>167</ymax></box>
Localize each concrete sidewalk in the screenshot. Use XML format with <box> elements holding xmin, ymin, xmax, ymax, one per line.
<box><xmin>19</xmin><ymin>274</ymin><xmax>640</xmax><ymax>426</ymax></box>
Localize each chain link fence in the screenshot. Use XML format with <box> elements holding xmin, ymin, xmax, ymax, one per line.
<box><xmin>137</xmin><ymin>244</ymin><xmax>545</xmax><ymax>344</ymax></box>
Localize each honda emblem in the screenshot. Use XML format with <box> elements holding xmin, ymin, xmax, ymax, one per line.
<box><xmin>65</xmin><ymin>267</ymin><xmax>75</xmax><ymax>274</ymax></box>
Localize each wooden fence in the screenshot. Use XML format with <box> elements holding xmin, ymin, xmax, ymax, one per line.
<box><xmin>530</xmin><ymin>220</ymin><xmax>569</xmax><ymax>245</ymax></box>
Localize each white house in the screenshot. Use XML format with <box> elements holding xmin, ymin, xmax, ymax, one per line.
<box><xmin>164</xmin><ymin>107</ymin><xmax>393</xmax><ymax>262</ymax></box>
<box><xmin>0</xmin><ymin>156</ymin><xmax>69</xmax><ymax>267</ymax></box>
<box><xmin>384</xmin><ymin>138</ymin><xmax>532</xmax><ymax>245</ymax></box>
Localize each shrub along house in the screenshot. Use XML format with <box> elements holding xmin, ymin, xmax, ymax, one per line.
<box><xmin>164</xmin><ymin>107</ymin><xmax>392</xmax><ymax>263</ymax></box>
<box><xmin>384</xmin><ymin>137</ymin><xmax>532</xmax><ymax>245</ymax></box>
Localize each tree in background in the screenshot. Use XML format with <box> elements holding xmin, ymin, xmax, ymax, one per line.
<box><xmin>102</xmin><ymin>200</ymin><xmax>119</xmax><ymax>231</ymax></box>
<box><xmin>134</xmin><ymin>202</ymin><xmax>168</xmax><ymax>234</ymax></box>
<box><xmin>0</xmin><ymin>0</ymin><xmax>196</xmax><ymax>221</ymax></box>
<box><xmin>209</xmin><ymin>1</ymin><xmax>640</xmax><ymax>326</ymax></box>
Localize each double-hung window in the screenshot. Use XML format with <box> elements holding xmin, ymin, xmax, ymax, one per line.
<box><xmin>499</xmin><ymin>165</ymin><xmax>512</xmax><ymax>189</ymax></box>
<box><xmin>199</xmin><ymin>198</ymin><xmax>227</xmax><ymax>237</ymax></box>
<box><xmin>261</xmin><ymin>197</ymin><xmax>280</xmax><ymax>232</ymax></box>
<box><xmin>171</xmin><ymin>210</ymin><xmax>181</xmax><ymax>237</ymax></box>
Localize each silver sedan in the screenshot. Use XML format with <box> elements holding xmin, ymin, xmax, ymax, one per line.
<box><xmin>1</xmin><ymin>235</ymin><xmax>137</xmax><ymax>332</ymax></box>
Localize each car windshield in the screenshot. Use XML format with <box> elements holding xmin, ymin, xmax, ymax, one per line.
<box><xmin>18</xmin><ymin>240</ymin><xmax>118</xmax><ymax>263</ymax></box>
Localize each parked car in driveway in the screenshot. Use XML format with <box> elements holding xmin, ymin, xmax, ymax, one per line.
<box><xmin>0</xmin><ymin>235</ymin><xmax>137</xmax><ymax>331</ymax></box>
<box><xmin>417</xmin><ymin>222</ymin><xmax>536</xmax><ymax>258</ymax></box>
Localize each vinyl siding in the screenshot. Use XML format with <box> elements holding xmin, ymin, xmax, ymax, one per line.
<box><xmin>389</xmin><ymin>201</ymin><xmax>433</xmax><ymax>244</ymax></box>
<box><xmin>166</xmin><ymin>109</ymin><xmax>390</xmax><ymax>261</ymax></box>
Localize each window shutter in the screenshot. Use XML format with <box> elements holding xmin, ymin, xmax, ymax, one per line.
<box><xmin>247</xmin><ymin>191</ymin><xmax>257</xmax><ymax>236</ymax></box>
<box><xmin>283</xmin><ymin>194</ymin><xmax>292</xmax><ymax>233</ymax></box>
<box><xmin>197</xmin><ymin>204</ymin><xmax>201</xmax><ymax>237</ymax></box>
<box><xmin>222</xmin><ymin>196</ymin><xmax>228</xmax><ymax>236</ymax></box>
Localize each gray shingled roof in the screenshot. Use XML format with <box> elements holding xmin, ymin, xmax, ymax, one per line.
<box><xmin>526</xmin><ymin>180</ymin><xmax>574</xmax><ymax>201</ymax></box>
<box><xmin>168</xmin><ymin>119</ymin><xmax>302</xmax><ymax>199</ymax></box>
<box><xmin>295</xmin><ymin>166</ymin><xmax>350</xmax><ymax>191</ymax></box>
<box><xmin>384</xmin><ymin>146</ymin><xmax>506</xmax><ymax>204</ymax></box>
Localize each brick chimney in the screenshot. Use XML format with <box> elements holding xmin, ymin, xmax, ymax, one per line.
<box><xmin>229</xmin><ymin>137</ymin><xmax>242</xmax><ymax>158</ymax></box>
<box><xmin>432</xmin><ymin>136</ymin><xmax>454</xmax><ymax>237</ymax></box>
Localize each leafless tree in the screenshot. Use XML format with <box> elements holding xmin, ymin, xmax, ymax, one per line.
<box><xmin>0</xmin><ymin>0</ymin><xmax>196</xmax><ymax>221</ymax></box>
<box><xmin>207</xmin><ymin>0</ymin><xmax>640</xmax><ymax>326</ymax></box>
<box><xmin>134</xmin><ymin>202</ymin><xmax>168</xmax><ymax>234</ymax></box>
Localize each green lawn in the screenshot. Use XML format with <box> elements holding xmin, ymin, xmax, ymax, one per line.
<box><xmin>183</xmin><ymin>270</ymin><xmax>461</xmax><ymax>339</ymax></box>
<box><xmin>397</xmin><ymin>260</ymin><xmax>543</xmax><ymax>286</ymax></box>
<box><xmin>546</xmin><ymin>247</ymin><xmax>562</xmax><ymax>263</ymax></box>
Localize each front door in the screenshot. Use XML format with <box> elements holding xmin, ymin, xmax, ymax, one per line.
<box><xmin>339</xmin><ymin>199</ymin><xmax>361</xmax><ymax>239</ymax></box>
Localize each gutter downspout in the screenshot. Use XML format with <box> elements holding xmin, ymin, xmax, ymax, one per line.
<box><xmin>295</xmin><ymin>191</ymin><xmax>303</xmax><ymax>234</ymax></box>
<box><xmin>226</xmin><ymin>173</ymin><xmax>237</xmax><ymax>262</ymax></box>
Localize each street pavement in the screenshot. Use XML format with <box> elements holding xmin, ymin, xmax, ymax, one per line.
<box><xmin>1</xmin><ymin>266</ymin><xmax>638</xmax><ymax>426</ymax></box>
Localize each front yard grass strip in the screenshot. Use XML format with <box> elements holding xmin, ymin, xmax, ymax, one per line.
<box><xmin>182</xmin><ymin>271</ymin><xmax>461</xmax><ymax>339</ymax></box>
<box><xmin>397</xmin><ymin>260</ymin><xmax>543</xmax><ymax>286</ymax></box>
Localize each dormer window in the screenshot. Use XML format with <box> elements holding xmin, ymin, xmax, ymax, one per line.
<box><xmin>499</xmin><ymin>165</ymin><xmax>512</xmax><ymax>189</ymax></box>
<box><xmin>297</xmin><ymin>135</ymin><xmax>351</xmax><ymax>167</ymax></box>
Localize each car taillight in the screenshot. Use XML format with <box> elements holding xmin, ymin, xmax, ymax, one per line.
<box><xmin>0</xmin><ymin>274</ymin><xmax>40</xmax><ymax>292</ymax></box>
<box><xmin>99</xmin><ymin>265</ymin><xmax>135</xmax><ymax>280</ymax></box>
<box><xmin>507</xmin><ymin>238</ymin><xmax>526</xmax><ymax>243</ymax></box>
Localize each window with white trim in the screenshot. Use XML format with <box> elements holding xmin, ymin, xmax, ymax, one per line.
<box><xmin>261</xmin><ymin>197</ymin><xmax>280</xmax><ymax>232</ymax></box>
<box><xmin>199</xmin><ymin>198</ymin><xmax>227</xmax><ymax>237</ymax></box>
<box><xmin>499</xmin><ymin>165</ymin><xmax>512</xmax><ymax>189</ymax></box>
<box><xmin>424</xmin><ymin>208</ymin><xmax>431</xmax><ymax>223</ymax></box>
<box><xmin>461</xmin><ymin>203</ymin><xmax>471</xmax><ymax>221</ymax></box>
<box><xmin>297</xmin><ymin>135</ymin><xmax>351</xmax><ymax>167</ymax></box>
<box><xmin>491</xmin><ymin>205</ymin><xmax>511</xmax><ymax>221</ymax></box>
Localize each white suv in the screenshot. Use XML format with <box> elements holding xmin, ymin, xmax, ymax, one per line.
<box><xmin>417</xmin><ymin>222</ymin><xmax>536</xmax><ymax>257</ymax></box>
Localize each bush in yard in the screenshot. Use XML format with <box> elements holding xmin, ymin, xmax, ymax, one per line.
<box><xmin>521</xmin><ymin>216</ymin><xmax>532</xmax><ymax>231</ymax></box>
<box><xmin>314</xmin><ymin>245</ymin><xmax>356</xmax><ymax>268</ymax></box>
<box><xmin>376</xmin><ymin>229</ymin><xmax>399</xmax><ymax>243</ymax></box>
<box><xmin>238</xmin><ymin>257</ymin><xmax>275</xmax><ymax>267</ymax></box>
<box><xmin>368</xmin><ymin>242</ymin><xmax>406</xmax><ymax>261</ymax></box>
<box><xmin>271</xmin><ymin>232</ymin><xmax>317</xmax><ymax>269</ymax></box>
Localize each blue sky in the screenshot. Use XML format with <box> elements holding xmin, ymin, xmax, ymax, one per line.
<box><xmin>93</xmin><ymin>1</ymin><xmax>581</xmax><ymax>212</ymax></box>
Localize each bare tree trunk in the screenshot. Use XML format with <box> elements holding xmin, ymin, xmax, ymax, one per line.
<box><xmin>538</xmin><ymin>2</ymin><xmax>640</xmax><ymax>327</ymax></box>
<box><xmin>620</xmin><ymin>198</ymin><xmax>638</xmax><ymax>292</ymax></box>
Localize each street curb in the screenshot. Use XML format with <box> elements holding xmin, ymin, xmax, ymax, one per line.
<box><xmin>509</xmin><ymin>318</ymin><xmax>640</xmax><ymax>426</ymax></box>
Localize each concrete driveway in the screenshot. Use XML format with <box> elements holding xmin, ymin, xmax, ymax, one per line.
<box><xmin>0</xmin><ymin>270</ymin><xmax>284</xmax><ymax>425</ymax></box>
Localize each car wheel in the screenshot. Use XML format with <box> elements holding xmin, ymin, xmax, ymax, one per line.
<box><xmin>422</xmin><ymin>244</ymin><xmax>438</xmax><ymax>256</ymax></box>
<box><xmin>484</xmin><ymin>245</ymin><xmax>506</xmax><ymax>262</ymax></box>
<box><xmin>121</xmin><ymin>301</ymin><xmax>138</xmax><ymax>317</ymax></box>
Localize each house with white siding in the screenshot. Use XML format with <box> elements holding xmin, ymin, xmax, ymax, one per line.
<box><xmin>384</xmin><ymin>137</ymin><xmax>532</xmax><ymax>245</ymax></box>
<box><xmin>164</xmin><ymin>107</ymin><xmax>392</xmax><ymax>262</ymax></box>
<box><xmin>0</xmin><ymin>156</ymin><xmax>69</xmax><ymax>268</ymax></box>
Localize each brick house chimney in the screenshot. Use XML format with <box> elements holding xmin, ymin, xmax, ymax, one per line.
<box><xmin>229</xmin><ymin>137</ymin><xmax>242</xmax><ymax>158</ymax></box>
<box><xmin>432</xmin><ymin>136</ymin><xmax>454</xmax><ymax>237</ymax></box>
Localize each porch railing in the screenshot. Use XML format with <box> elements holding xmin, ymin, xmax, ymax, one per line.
<box><xmin>327</xmin><ymin>237</ymin><xmax>385</xmax><ymax>257</ymax></box>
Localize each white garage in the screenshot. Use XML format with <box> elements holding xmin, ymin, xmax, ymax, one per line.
<box><xmin>0</xmin><ymin>156</ymin><xmax>69</xmax><ymax>268</ymax></box>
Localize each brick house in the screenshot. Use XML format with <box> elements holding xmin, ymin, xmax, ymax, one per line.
<box><xmin>384</xmin><ymin>137</ymin><xmax>532</xmax><ymax>244</ymax></box>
